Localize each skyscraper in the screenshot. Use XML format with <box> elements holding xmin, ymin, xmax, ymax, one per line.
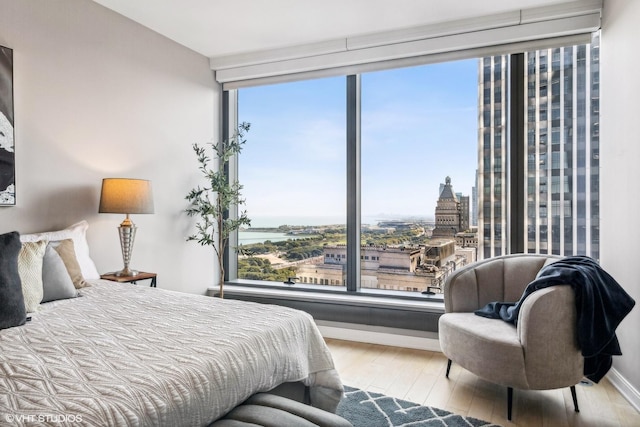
<box><xmin>478</xmin><ymin>34</ymin><xmax>600</xmax><ymax>260</ymax></box>
<box><xmin>471</xmin><ymin>170</ymin><xmax>478</xmax><ymax>227</ymax></box>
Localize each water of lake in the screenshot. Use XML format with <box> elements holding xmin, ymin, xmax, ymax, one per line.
<box><xmin>238</xmin><ymin>231</ymin><xmax>310</xmax><ymax>245</ymax></box>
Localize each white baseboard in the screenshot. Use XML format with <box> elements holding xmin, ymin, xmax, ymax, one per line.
<box><xmin>607</xmin><ymin>368</ymin><xmax>640</xmax><ymax>413</ymax></box>
<box><xmin>316</xmin><ymin>321</ymin><xmax>442</xmax><ymax>352</ymax></box>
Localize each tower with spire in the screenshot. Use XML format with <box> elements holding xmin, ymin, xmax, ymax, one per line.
<box><xmin>433</xmin><ymin>176</ymin><xmax>465</xmax><ymax>238</ymax></box>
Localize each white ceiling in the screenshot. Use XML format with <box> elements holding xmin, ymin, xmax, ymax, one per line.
<box><xmin>91</xmin><ymin>0</ymin><xmax>582</xmax><ymax>59</ymax></box>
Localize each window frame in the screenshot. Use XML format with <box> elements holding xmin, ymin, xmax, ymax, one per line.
<box><xmin>221</xmin><ymin>36</ymin><xmax>599</xmax><ymax>304</ymax></box>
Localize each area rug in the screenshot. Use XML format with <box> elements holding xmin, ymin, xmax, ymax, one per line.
<box><xmin>336</xmin><ymin>386</ymin><xmax>501</xmax><ymax>427</ymax></box>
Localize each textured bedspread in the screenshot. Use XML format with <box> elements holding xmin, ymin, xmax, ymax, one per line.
<box><xmin>0</xmin><ymin>281</ymin><xmax>343</xmax><ymax>426</ymax></box>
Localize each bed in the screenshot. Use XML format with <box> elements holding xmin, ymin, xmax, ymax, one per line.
<box><xmin>0</xmin><ymin>223</ymin><xmax>343</xmax><ymax>426</ymax></box>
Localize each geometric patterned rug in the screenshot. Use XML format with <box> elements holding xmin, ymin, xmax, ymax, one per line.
<box><xmin>336</xmin><ymin>386</ymin><xmax>502</xmax><ymax>427</ymax></box>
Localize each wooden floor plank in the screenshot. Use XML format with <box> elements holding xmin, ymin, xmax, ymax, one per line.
<box><xmin>325</xmin><ymin>339</ymin><xmax>638</xmax><ymax>427</ymax></box>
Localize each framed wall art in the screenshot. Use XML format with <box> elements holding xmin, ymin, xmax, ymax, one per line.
<box><xmin>0</xmin><ymin>45</ymin><xmax>14</xmax><ymax>206</ymax></box>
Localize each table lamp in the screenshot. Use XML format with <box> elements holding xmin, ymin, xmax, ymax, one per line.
<box><xmin>99</xmin><ymin>178</ymin><xmax>154</xmax><ymax>277</ymax></box>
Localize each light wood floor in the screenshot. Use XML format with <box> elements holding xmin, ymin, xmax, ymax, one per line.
<box><xmin>325</xmin><ymin>338</ymin><xmax>640</xmax><ymax>427</ymax></box>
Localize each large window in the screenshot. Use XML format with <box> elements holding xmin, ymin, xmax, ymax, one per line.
<box><xmin>236</xmin><ymin>78</ymin><xmax>347</xmax><ymax>285</ymax></box>
<box><xmin>359</xmin><ymin>61</ymin><xmax>477</xmax><ymax>293</ymax></box>
<box><xmin>231</xmin><ymin>34</ymin><xmax>600</xmax><ymax>295</ymax></box>
<box><xmin>478</xmin><ymin>36</ymin><xmax>600</xmax><ymax>261</ymax></box>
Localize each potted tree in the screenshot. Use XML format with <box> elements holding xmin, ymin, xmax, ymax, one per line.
<box><xmin>185</xmin><ymin>122</ymin><xmax>251</xmax><ymax>298</ymax></box>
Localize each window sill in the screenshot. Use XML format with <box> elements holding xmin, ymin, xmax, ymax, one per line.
<box><xmin>210</xmin><ymin>280</ymin><xmax>444</xmax><ymax>313</ymax></box>
<box><xmin>208</xmin><ymin>281</ymin><xmax>444</xmax><ymax>333</ymax></box>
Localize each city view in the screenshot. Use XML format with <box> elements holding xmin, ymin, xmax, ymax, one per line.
<box><xmin>237</xmin><ymin>174</ymin><xmax>475</xmax><ymax>294</ymax></box>
<box><xmin>235</xmin><ymin>37</ymin><xmax>599</xmax><ymax>293</ymax></box>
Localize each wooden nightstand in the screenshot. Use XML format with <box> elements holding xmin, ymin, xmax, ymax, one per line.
<box><xmin>100</xmin><ymin>272</ymin><xmax>157</xmax><ymax>287</ymax></box>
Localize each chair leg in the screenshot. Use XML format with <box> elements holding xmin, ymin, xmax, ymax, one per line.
<box><xmin>505</xmin><ymin>386</ymin><xmax>577</xmax><ymax>420</ymax></box>
<box><xmin>445</xmin><ymin>359</ymin><xmax>452</xmax><ymax>378</ymax></box>
<box><xmin>570</xmin><ymin>385</ymin><xmax>580</xmax><ymax>412</ymax></box>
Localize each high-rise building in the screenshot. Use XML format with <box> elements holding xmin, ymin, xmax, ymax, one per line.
<box><xmin>478</xmin><ymin>35</ymin><xmax>600</xmax><ymax>260</ymax></box>
<box><xmin>459</xmin><ymin>195</ymin><xmax>470</xmax><ymax>232</ymax></box>
<box><xmin>471</xmin><ymin>170</ymin><xmax>478</xmax><ymax>227</ymax></box>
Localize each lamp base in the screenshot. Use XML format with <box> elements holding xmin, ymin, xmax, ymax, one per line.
<box><xmin>115</xmin><ymin>267</ymin><xmax>139</xmax><ymax>277</ymax></box>
<box><xmin>117</xmin><ymin>218</ymin><xmax>138</xmax><ymax>278</ymax></box>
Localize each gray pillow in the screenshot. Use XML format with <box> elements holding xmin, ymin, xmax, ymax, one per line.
<box><xmin>0</xmin><ymin>231</ymin><xmax>27</xmax><ymax>329</ymax></box>
<box><xmin>42</xmin><ymin>244</ymin><xmax>78</xmax><ymax>303</ymax></box>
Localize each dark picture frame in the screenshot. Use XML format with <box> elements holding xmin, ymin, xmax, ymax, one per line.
<box><xmin>0</xmin><ymin>45</ymin><xmax>14</xmax><ymax>206</ymax></box>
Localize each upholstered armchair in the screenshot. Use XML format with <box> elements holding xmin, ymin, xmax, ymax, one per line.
<box><xmin>438</xmin><ymin>254</ymin><xmax>584</xmax><ymax>421</ymax></box>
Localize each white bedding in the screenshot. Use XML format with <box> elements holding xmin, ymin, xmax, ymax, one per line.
<box><xmin>0</xmin><ymin>281</ymin><xmax>343</xmax><ymax>426</ymax></box>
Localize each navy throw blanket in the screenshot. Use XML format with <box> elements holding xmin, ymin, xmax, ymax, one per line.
<box><xmin>475</xmin><ymin>256</ymin><xmax>635</xmax><ymax>383</ymax></box>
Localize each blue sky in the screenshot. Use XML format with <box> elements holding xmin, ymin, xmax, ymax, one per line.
<box><xmin>238</xmin><ymin>58</ymin><xmax>478</xmax><ymax>227</ymax></box>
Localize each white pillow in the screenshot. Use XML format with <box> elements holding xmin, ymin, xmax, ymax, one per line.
<box><xmin>20</xmin><ymin>221</ymin><xmax>100</xmax><ymax>280</ymax></box>
<box><xmin>18</xmin><ymin>240</ymin><xmax>47</xmax><ymax>313</ymax></box>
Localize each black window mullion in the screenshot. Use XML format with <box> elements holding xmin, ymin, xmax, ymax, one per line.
<box><xmin>509</xmin><ymin>53</ymin><xmax>526</xmax><ymax>254</ymax></box>
<box><xmin>222</xmin><ymin>90</ymin><xmax>232</xmax><ymax>281</ymax></box>
<box><xmin>346</xmin><ymin>75</ymin><xmax>361</xmax><ymax>292</ymax></box>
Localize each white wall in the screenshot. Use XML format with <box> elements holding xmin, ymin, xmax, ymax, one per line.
<box><xmin>601</xmin><ymin>0</ymin><xmax>640</xmax><ymax>407</ymax></box>
<box><xmin>0</xmin><ymin>0</ymin><xmax>219</xmax><ymax>294</ymax></box>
